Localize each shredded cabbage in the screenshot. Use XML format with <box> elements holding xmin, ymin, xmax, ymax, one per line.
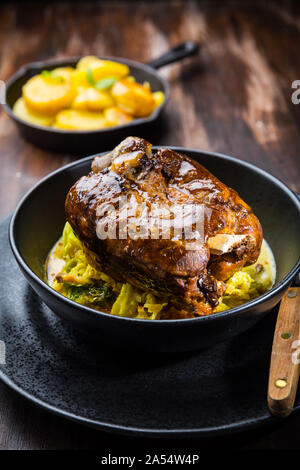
<box><xmin>48</xmin><ymin>222</ymin><xmax>274</xmax><ymax>318</ymax></box>
<box><xmin>214</xmin><ymin>243</ymin><xmax>274</xmax><ymax>312</ymax></box>
<box><xmin>48</xmin><ymin>222</ymin><xmax>166</xmax><ymax>319</ymax></box>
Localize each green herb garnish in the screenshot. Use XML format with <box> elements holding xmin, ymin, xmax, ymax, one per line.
<box><xmin>86</xmin><ymin>67</ymin><xmax>95</xmax><ymax>86</ymax></box>
<box><xmin>95</xmin><ymin>77</ymin><xmax>118</xmax><ymax>90</ymax></box>
<box><xmin>41</xmin><ymin>70</ymin><xmax>64</xmax><ymax>82</ymax></box>
<box><xmin>86</xmin><ymin>67</ymin><xmax>118</xmax><ymax>90</ymax></box>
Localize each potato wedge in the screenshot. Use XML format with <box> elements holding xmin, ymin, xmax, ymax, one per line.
<box><xmin>54</xmin><ymin>109</ymin><xmax>107</xmax><ymax>130</ymax></box>
<box><xmin>72</xmin><ymin>86</ymin><xmax>114</xmax><ymax>111</ymax></box>
<box><xmin>13</xmin><ymin>97</ymin><xmax>54</xmax><ymax>127</ymax></box>
<box><xmin>23</xmin><ymin>74</ymin><xmax>75</xmax><ymax>114</ymax></box>
<box><xmin>104</xmin><ymin>106</ymin><xmax>133</xmax><ymax>126</ymax></box>
<box><xmin>111</xmin><ymin>79</ymin><xmax>155</xmax><ymax>117</ymax></box>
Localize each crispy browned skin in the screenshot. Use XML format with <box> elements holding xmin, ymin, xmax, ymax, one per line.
<box><xmin>65</xmin><ymin>137</ymin><xmax>263</xmax><ymax>316</ymax></box>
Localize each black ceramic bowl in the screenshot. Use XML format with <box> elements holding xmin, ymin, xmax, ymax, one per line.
<box><xmin>9</xmin><ymin>148</ymin><xmax>300</xmax><ymax>352</ymax></box>
<box><xmin>4</xmin><ymin>42</ymin><xmax>199</xmax><ymax>153</ymax></box>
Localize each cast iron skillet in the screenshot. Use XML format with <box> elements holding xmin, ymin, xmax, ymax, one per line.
<box><xmin>4</xmin><ymin>42</ymin><xmax>199</xmax><ymax>153</ymax></box>
<box><xmin>9</xmin><ymin>148</ymin><xmax>300</xmax><ymax>352</ymax></box>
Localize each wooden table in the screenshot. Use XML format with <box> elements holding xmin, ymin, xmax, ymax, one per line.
<box><xmin>0</xmin><ymin>0</ymin><xmax>299</xmax><ymax>450</ymax></box>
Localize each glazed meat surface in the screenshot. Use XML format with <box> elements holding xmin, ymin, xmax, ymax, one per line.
<box><xmin>65</xmin><ymin>137</ymin><xmax>263</xmax><ymax>316</ymax></box>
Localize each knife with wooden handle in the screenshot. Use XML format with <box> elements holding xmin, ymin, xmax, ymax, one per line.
<box><xmin>268</xmin><ymin>286</ymin><xmax>300</xmax><ymax>417</ymax></box>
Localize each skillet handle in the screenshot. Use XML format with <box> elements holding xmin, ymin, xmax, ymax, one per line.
<box><xmin>147</xmin><ymin>41</ymin><xmax>200</xmax><ymax>69</ymax></box>
<box><xmin>268</xmin><ymin>287</ymin><xmax>300</xmax><ymax>417</ymax></box>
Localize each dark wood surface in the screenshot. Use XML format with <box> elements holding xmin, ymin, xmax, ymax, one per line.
<box><xmin>0</xmin><ymin>0</ymin><xmax>300</xmax><ymax>450</ymax></box>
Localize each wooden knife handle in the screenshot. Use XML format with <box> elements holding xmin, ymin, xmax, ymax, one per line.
<box><xmin>268</xmin><ymin>287</ymin><xmax>300</xmax><ymax>417</ymax></box>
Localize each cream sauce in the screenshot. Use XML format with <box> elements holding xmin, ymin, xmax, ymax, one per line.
<box><xmin>46</xmin><ymin>239</ymin><xmax>65</xmax><ymax>284</ymax></box>
<box><xmin>254</xmin><ymin>238</ymin><xmax>276</xmax><ymax>287</ymax></box>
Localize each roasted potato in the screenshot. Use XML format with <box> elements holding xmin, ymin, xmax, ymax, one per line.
<box><xmin>54</xmin><ymin>109</ymin><xmax>107</xmax><ymax>130</ymax></box>
<box><xmin>23</xmin><ymin>73</ymin><xmax>75</xmax><ymax>114</ymax></box>
<box><xmin>51</xmin><ymin>67</ymin><xmax>74</xmax><ymax>82</ymax></box>
<box><xmin>152</xmin><ymin>91</ymin><xmax>165</xmax><ymax>108</ymax></box>
<box><xmin>72</xmin><ymin>59</ymin><xmax>129</xmax><ymax>87</ymax></box>
<box><xmin>104</xmin><ymin>106</ymin><xmax>133</xmax><ymax>127</ymax></box>
<box><xmin>111</xmin><ymin>79</ymin><xmax>155</xmax><ymax>117</ymax></box>
<box><xmin>76</xmin><ymin>56</ymin><xmax>100</xmax><ymax>70</ymax></box>
<box><xmin>13</xmin><ymin>97</ymin><xmax>54</xmax><ymax>127</ymax></box>
<box><xmin>72</xmin><ymin>86</ymin><xmax>114</xmax><ymax>111</ymax></box>
<box><xmin>89</xmin><ymin>60</ymin><xmax>129</xmax><ymax>80</ymax></box>
<box><xmin>13</xmin><ymin>55</ymin><xmax>164</xmax><ymax>131</ymax></box>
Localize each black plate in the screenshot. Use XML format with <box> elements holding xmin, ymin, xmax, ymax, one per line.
<box><xmin>3</xmin><ymin>42</ymin><xmax>199</xmax><ymax>153</ymax></box>
<box><xmin>1</xmin><ymin>216</ymin><xmax>299</xmax><ymax>436</ymax></box>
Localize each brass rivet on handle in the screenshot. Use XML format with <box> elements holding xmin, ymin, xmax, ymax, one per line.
<box><xmin>275</xmin><ymin>379</ymin><xmax>287</xmax><ymax>388</ymax></box>
<box><xmin>288</xmin><ymin>291</ymin><xmax>297</xmax><ymax>298</ymax></box>
<box><xmin>281</xmin><ymin>332</ymin><xmax>292</xmax><ymax>339</ymax></box>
